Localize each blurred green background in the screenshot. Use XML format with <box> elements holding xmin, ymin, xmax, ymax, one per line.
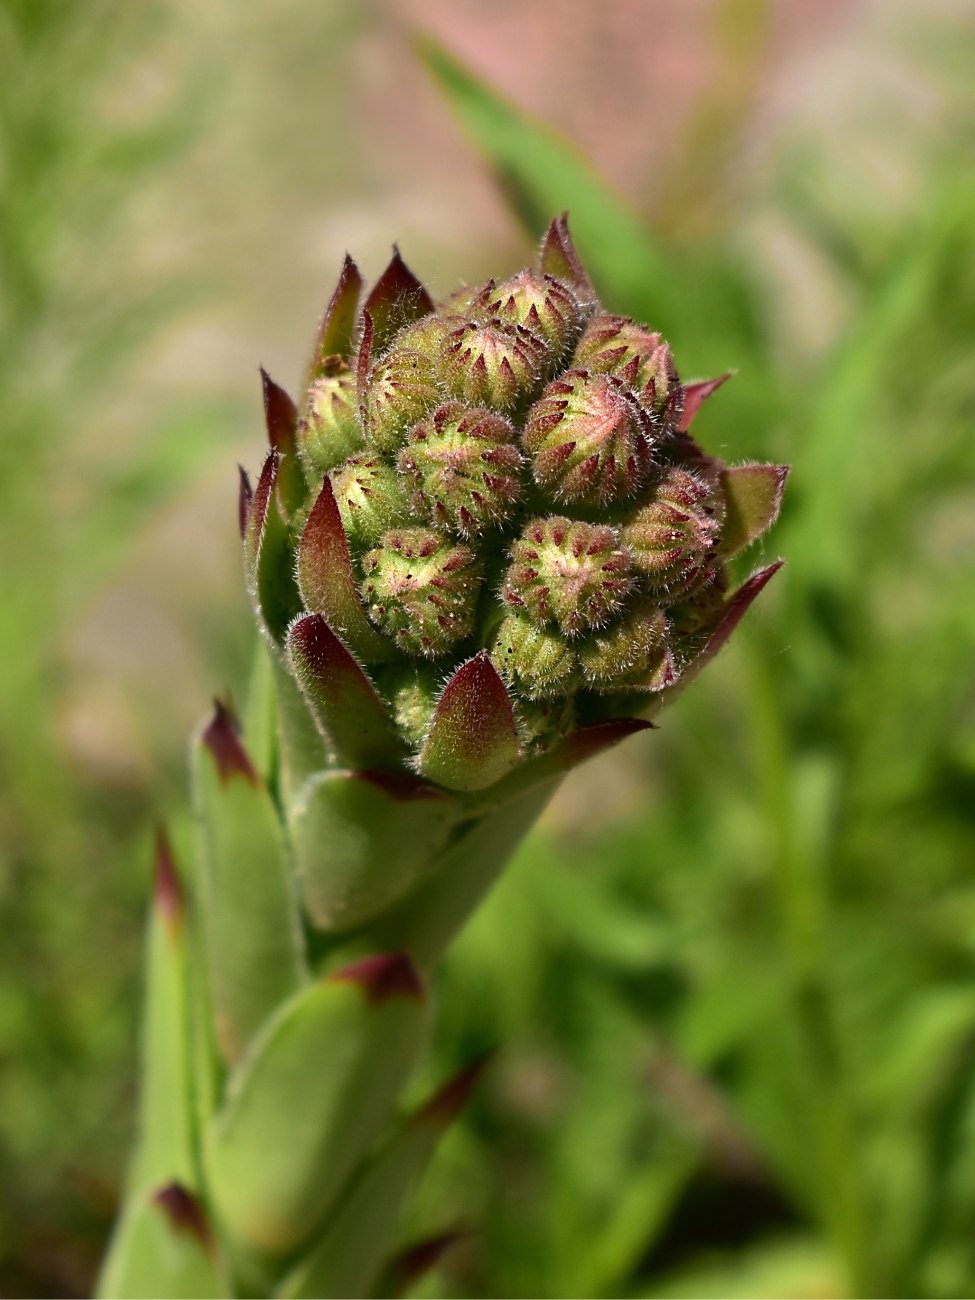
<box><xmin>2</xmin><ymin>0</ymin><xmax>975</xmax><ymax>1294</ymax></box>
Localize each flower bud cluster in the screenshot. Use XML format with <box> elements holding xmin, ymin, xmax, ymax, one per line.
<box><xmin>282</xmin><ymin>221</ymin><xmax>752</xmax><ymax>756</ymax></box>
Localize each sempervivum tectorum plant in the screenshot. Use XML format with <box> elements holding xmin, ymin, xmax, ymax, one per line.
<box><xmin>100</xmin><ymin>218</ymin><xmax>788</xmax><ymax>1300</ymax></box>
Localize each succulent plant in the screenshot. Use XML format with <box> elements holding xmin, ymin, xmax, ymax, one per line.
<box><xmin>99</xmin><ymin>217</ymin><xmax>787</xmax><ymax>1299</ymax></box>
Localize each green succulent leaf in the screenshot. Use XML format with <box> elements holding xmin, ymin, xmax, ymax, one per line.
<box><xmin>289</xmin><ymin>769</ymin><xmax>459</xmax><ymax>932</ymax></box>
<box><xmin>203</xmin><ymin>956</ymin><xmax>428</xmax><ymax>1258</ymax></box>
<box><xmin>418</xmin><ymin>652</ymin><xmax>521</xmax><ymax>792</ymax></box>
<box><xmin>97</xmin><ymin>1185</ymin><xmax>229</xmax><ymax>1300</ymax></box>
<box><xmin>362</xmin><ymin>247</ymin><xmax>435</xmax><ymax>355</ymax></box>
<box><xmin>193</xmin><ymin>703</ymin><xmax>306</xmax><ymax>1065</ymax></box>
<box><xmin>276</xmin><ymin>1062</ymin><xmax>483</xmax><ymax>1300</ymax></box>
<box><xmin>288</xmin><ymin>613</ymin><xmax>407</xmax><ymax>770</ymax></box>
<box><xmin>261</xmin><ymin>369</ymin><xmax>306</xmax><ymax>518</ymax></box>
<box><xmin>306</xmin><ymin>254</ymin><xmax>363</xmax><ymax>384</ymax></box>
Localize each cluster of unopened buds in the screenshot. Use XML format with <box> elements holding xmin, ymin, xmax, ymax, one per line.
<box><xmin>245</xmin><ymin>215</ymin><xmax>788</xmax><ymax>791</ymax></box>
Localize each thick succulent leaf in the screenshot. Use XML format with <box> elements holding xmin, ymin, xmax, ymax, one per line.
<box><xmin>297</xmin><ymin>477</ymin><xmax>393</xmax><ymax>662</ymax></box>
<box><xmin>258</xmin><ymin>492</ymin><xmax>305</xmax><ymax>645</ymax></box>
<box><xmin>193</xmin><ymin>703</ymin><xmax>306</xmax><ymax>1065</ymax></box>
<box><xmin>269</xmin><ymin>653</ymin><xmax>332</xmax><ymax>813</ymax></box>
<box><xmin>276</xmin><ymin>1062</ymin><xmax>483</xmax><ymax>1299</ymax></box>
<box><xmin>306</xmin><ymin>254</ymin><xmax>363</xmax><ymax>381</ymax></box>
<box><xmin>97</xmin><ymin>1184</ymin><xmax>229</xmax><ymax>1300</ymax></box>
<box><xmin>418</xmin><ymin>652</ymin><xmax>521</xmax><ymax>792</ymax></box>
<box><xmin>718</xmin><ymin>463</ymin><xmax>790</xmax><ymax>558</ymax></box>
<box><xmin>128</xmin><ymin>831</ymin><xmax>195</xmax><ymax>1196</ymax></box>
<box><xmin>678</xmin><ymin>372</ymin><xmax>733</xmax><ymax>431</ymax></box>
<box><xmin>362</xmin><ymin>247</ymin><xmax>435</xmax><ymax>355</ymax></box>
<box><xmin>203</xmin><ymin>956</ymin><xmax>428</xmax><ymax>1258</ymax></box>
<box><xmin>262</xmin><ymin>368</ymin><xmax>306</xmax><ymax>517</ymax></box>
<box><xmin>367</xmin><ymin>781</ymin><xmax>559</xmax><ymax>973</ymax></box>
<box><xmin>243</xmin><ymin>451</ymin><xmax>279</xmax><ymax>579</ymax></box>
<box><xmin>289</xmin><ymin>613</ymin><xmax>406</xmax><ymax>770</ymax></box>
<box><xmin>417</xmin><ymin>38</ymin><xmax>673</xmax><ymax>325</ymax></box>
<box><xmin>289</xmin><ymin>769</ymin><xmax>459</xmax><ymax>932</ymax></box>
<box><xmin>243</xmin><ymin>636</ymin><xmax>278</xmax><ymax>789</ymax></box>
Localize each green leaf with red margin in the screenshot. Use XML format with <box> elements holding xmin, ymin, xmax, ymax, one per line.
<box><xmin>418</xmin><ymin>652</ymin><xmax>521</xmax><ymax>792</ymax></box>
<box><xmin>305</xmin><ymin>254</ymin><xmax>363</xmax><ymax>386</ymax></box>
<box><xmin>718</xmin><ymin>464</ymin><xmax>790</xmax><ymax>558</ymax></box>
<box><xmin>362</xmin><ymin>247</ymin><xmax>435</xmax><ymax>355</ymax></box>
<box><xmin>261</xmin><ymin>368</ymin><xmax>306</xmax><ymax>517</ymax></box>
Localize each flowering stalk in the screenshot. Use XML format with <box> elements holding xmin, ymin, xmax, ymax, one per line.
<box><xmin>99</xmin><ymin>217</ymin><xmax>786</xmax><ymax>1298</ymax></box>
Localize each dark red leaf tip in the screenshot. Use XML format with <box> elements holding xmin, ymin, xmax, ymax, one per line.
<box><xmin>201</xmin><ymin>699</ymin><xmax>259</xmax><ymax>786</ymax></box>
<box><xmin>328</xmin><ymin>951</ymin><xmax>425</xmax><ymax>1003</ymax></box>
<box><xmin>152</xmin><ymin>826</ymin><xmax>183</xmax><ymax>934</ymax></box>
<box><xmin>354</xmin><ymin>769</ymin><xmax>448</xmax><ymax>803</ymax></box>
<box><xmin>419</xmin><ymin>1054</ymin><xmax>491</xmax><ymax>1126</ymax></box>
<box><xmin>364</xmin><ymin>246</ymin><xmax>435</xmax><ymax>319</ymax></box>
<box><xmin>238</xmin><ymin>465</ymin><xmax>253</xmax><ymax>541</ymax></box>
<box><xmin>152</xmin><ymin>1182</ymin><xmax>214</xmax><ymax>1252</ymax></box>
<box><xmin>261</xmin><ymin>368</ymin><xmax>298</xmax><ymax>454</ymax></box>
<box><xmin>563</xmin><ymin>718</ymin><xmax>656</xmax><ymax>766</ymax></box>
<box><xmin>386</xmin><ymin>1231</ymin><xmax>468</xmax><ymax>1296</ymax></box>
<box><xmin>678</xmin><ymin>372</ymin><xmax>734</xmax><ymax>432</ymax></box>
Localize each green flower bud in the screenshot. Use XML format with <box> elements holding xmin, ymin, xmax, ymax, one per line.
<box><xmin>297</xmin><ymin>364</ymin><xmax>362</xmax><ymax>476</ymax></box>
<box><xmin>620</xmin><ymin>468</ymin><xmax>722</xmax><ymax>602</ymax></box>
<box><xmin>361</xmin><ymin>527</ymin><xmax>482</xmax><ymax>658</ymax></box>
<box><xmin>330</xmin><ymin>453</ymin><xmax>410</xmax><ymax>548</ymax></box>
<box><xmin>515</xmin><ymin>694</ymin><xmax>576</xmax><ymax>753</ymax></box>
<box><xmin>397</xmin><ymin>401</ymin><xmax>523</xmax><ymax>537</ymax></box>
<box><xmin>365</xmin><ymin>348</ymin><xmax>442</xmax><ymax>454</ymax></box>
<box><xmin>502</xmin><ymin>516</ymin><xmax>633</xmax><ymax>637</ymax></box>
<box><xmin>442</xmin><ymin>318</ymin><xmax>550</xmax><ymax>413</ymax></box>
<box><xmin>579</xmin><ymin>601</ymin><xmax>671</xmax><ymax>690</ymax></box>
<box><xmin>523</xmin><ymin>370</ymin><xmax>652</xmax><ymax>505</ymax></box>
<box><xmin>476</xmin><ymin>269</ymin><xmax>582</xmax><ymax>360</ymax></box>
<box><xmin>492</xmin><ymin>612</ymin><xmax>580</xmax><ymax>700</ymax></box>
<box><xmin>666</xmin><ymin>563</ymin><xmax>729</xmax><ymax>667</ymax></box>
<box><xmin>573</xmin><ymin>314</ymin><xmax>681</xmax><ymax>428</ymax></box>
<box><xmin>372</xmin><ymin>662</ymin><xmax>443</xmax><ymax>749</ymax></box>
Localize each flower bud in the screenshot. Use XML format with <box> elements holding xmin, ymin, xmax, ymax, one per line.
<box><xmin>361</xmin><ymin>528</ymin><xmax>482</xmax><ymax>657</ymax></box>
<box><xmin>331</xmin><ymin>453</ymin><xmax>410</xmax><ymax>548</ymax></box>
<box><xmin>573</xmin><ymin>315</ymin><xmax>681</xmax><ymax>429</ymax></box>
<box><xmin>620</xmin><ymin>468</ymin><xmax>722</xmax><ymax>602</ymax></box>
<box><xmin>492</xmin><ymin>613</ymin><xmax>580</xmax><ymax>699</ymax></box>
<box><xmin>579</xmin><ymin>601</ymin><xmax>670</xmax><ymax>690</ymax></box>
<box><xmin>365</xmin><ymin>348</ymin><xmax>442</xmax><ymax>454</ymax></box>
<box><xmin>477</xmin><ymin>269</ymin><xmax>582</xmax><ymax>360</ymax></box>
<box><xmin>442</xmin><ymin>318</ymin><xmax>550</xmax><ymax>413</ymax></box>
<box><xmin>397</xmin><ymin>401</ymin><xmax>523</xmax><ymax>536</ymax></box>
<box><xmin>523</xmin><ymin>370</ymin><xmax>652</xmax><ymax>505</ymax></box>
<box><xmin>373</xmin><ymin>663</ymin><xmax>442</xmax><ymax>749</ymax></box>
<box><xmin>516</xmin><ymin>694</ymin><xmax>576</xmax><ymax>753</ymax></box>
<box><xmin>502</xmin><ymin>516</ymin><xmax>633</xmax><ymax>636</ymax></box>
<box><xmin>666</xmin><ymin>563</ymin><xmax>729</xmax><ymax>666</ymax></box>
<box><xmin>297</xmin><ymin>364</ymin><xmax>362</xmax><ymax>476</ymax></box>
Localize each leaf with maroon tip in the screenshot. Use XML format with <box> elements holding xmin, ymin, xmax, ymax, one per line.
<box><xmin>152</xmin><ymin>826</ymin><xmax>183</xmax><ymax>938</ymax></box>
<box><xmin>677</xmin><ymin>372</ymin><xmax>733</xmax><ymax>431</ymax></box>
<box><xmin>243</xmin><ymin>450</ymin><xmax>303</xmax><ymax>641</ymax></box>
<box><xmin>289</xmin><ymin>769</ymin><xmax>458</xmax><ymax>931</ymax></box>
<box><xmin>288</xmin><ymin>613</ymin><xmax>406</xmax><ymax>768</ymax></box>
<box><xmin>261</xmin><ymin>368</ymin><xmax>305</xmax><ymax>516</ymax></box>
<box><xmin>363</xmin><ymin>246</ymin><xmax>435</xmax><ymax>354</ymax></box>
<box><xmin>243</xmin><ymin>451</ymin><xmax>278</xmax><ymax>576</ymax></box>
<box><xmin>355</xmin><ymin>308</ymin><xmax>374</xmax><ymax>409</ymax></box>
<box><xmin>297</xmin><ymin>477</ymin><xmax>393</xmax><ymax>662</ymax></box>
<box><xmin>277</xmin><ymin>1061</ymin><xmax>481</xmax><ymax>1300</ymax></box>
<box><xmin>306</xmin><ymin>254</ymin><xmax>363</xmax><ymax>383</ymax></box>
<box><xmin>97</xmin><ymin>1183</ymin><xmax>229</xmax><ymax>1299</ymax></box>
<box><xmin>539</xmin><ymin>213</ymin><xmax>597</xmax><ymax>305</ymax></box>
<box><xmin>482</xmin><ymin>718</ymin><xmax>655</xmax><ymax>806</ymax></box>
<box><xmin>718</xmin><ymin>464</ymin><xmax>790</xmax><ymax>558</ymax></box>
<box><xmin>419</xmin><ymin>652</ymin><xmax>521</xmax><ymax>792</ymax></box>
<box><xmin>383</xmin><ymin>1232</ymin><xmax>465</xmax><ymax>1299</ymax></box>
<box><xmin>203</xmin><ymin>962</ymin><xmax>427</xmax><ymax>1258</ymax></box>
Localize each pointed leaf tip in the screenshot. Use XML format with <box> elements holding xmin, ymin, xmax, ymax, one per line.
<box><xmin>385</xmin><ymin>1231</ymin><xmax>466</xmax><ymax>1297</ymax></box>
<box><xmin>202</xmin><ymin>700</ymin><xmax>259</xmax><ymax>785</ymax></box>
<box><xmin>419</xmin><ymin>652</ymin><xmax>521</xmax><ymax>792</ymax></box>
<box><xmin>364</xmin><ymin>247</ymin><xmax>435</xmax><ymax>354</ymax></box>
<box><xmin>419</xmin><ymin>1055</ymin><xmax>491</xmax><ymax>1127</ymax></box>
<box><xmin>678</xmin><ymin>372</ymin><xmax>734</xmax><ymax>432</ymax></box>
<box><xmin>152</xmin><ymin>826</ymin><xmax>183</xmax><ymax>933</ymax></box>
<box><xmin>560</xmin><ymin>718</ymin><xmax>655</xmax><ymax>767</ymax></box>
<box><xmin>288</xmin><ymin>614</ymin><xmax>406</xmax><ymax>768</ymax></box>
<box><xmin>539</xmin><ymin>213</ymin><xmax>596</xmax><ymax>305</ymax></box>
<box><xmin>261</xmin><ymin>368</ymin><xmax>298</xmax><ymax>453</ymax></box>
<box><xmin>696</xmin><ymin>561</ymin><xmax>784</xmax><ymax>674</ymax></box>
<box><xmin>152</xmin><ymin>1183</ymin><xmax>214</xmax><ymax>1252</ymax></box>
<box><xmin>238</xmin><ymin>465</ymin><xmax>252</xmax><ymax>541</ymax></box>
<box><xmin>719</xmin><ymin>463</ymin><xmax>790</xmax><ymax>557</ymax></box>
<box><xmin>309</xmin><ymin>254</ymin><xmax>363</xmax><ymax>376</ymax></box>
<box><xmin>328</xmin><ymin>952</ymin><xmax>425</xmax><ymax>1003</ymax></box>
<box><xmin>244</xmin><ymin>450</ymin><xmax>280</xmax><ymax>573</ymax></box>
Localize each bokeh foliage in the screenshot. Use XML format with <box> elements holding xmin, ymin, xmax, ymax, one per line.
<box><xmin>2</xmin><ymin>1</ymin><xmax>975</xmax><ymax>1296</ymax></box>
